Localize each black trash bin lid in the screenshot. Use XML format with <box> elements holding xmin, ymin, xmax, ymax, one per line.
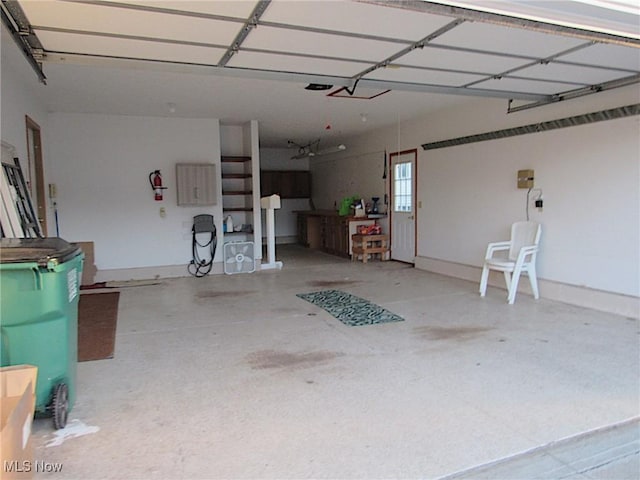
<box><xmin>0</xmin><ymin>238</ymin><xmax>82</xmax><ymax>266</ymax></box>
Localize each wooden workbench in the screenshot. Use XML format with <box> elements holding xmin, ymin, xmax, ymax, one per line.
<box><xmin>295</xmin><ymin>210</ymin><xmax>384</xmax><ymax>258</ymax></box>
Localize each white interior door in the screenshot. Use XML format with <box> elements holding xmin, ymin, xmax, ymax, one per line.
<box><xmin>390</xmin><ymin>150</ymin><xmax>417</xmax><ymax>263</ymax></box>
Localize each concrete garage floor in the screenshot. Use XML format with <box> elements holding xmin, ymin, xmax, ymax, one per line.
<box><xmin>31</xmin><ymin>245</ymin><xmax>639</xmax><ymax>479</ymax></box>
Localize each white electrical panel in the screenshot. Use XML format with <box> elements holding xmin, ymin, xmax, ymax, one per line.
<box><xmin>517</xmin><ymin>169</ymin><xmax>534</xmax><ymax>189</ymax></box>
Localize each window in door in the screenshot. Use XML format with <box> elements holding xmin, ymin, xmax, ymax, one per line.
<box><xmin>393</xmin><ymin>161</ymin><xmax>412</xmax><ymax>212</ymax></box>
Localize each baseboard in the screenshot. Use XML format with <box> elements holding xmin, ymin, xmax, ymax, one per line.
<box><xmin>261</xmin><ymin>235</ymin><xmax>298</xmax><ymax>245</ymax></box>
<box><xmin>96</xmin><ymin>262</ymin><xmax>224</xmax><ymax>282</ymax></box>
<box><xmin>277</xmin><ymin>235</ymin><xmax>298</xmax><ymax>245</ymax></box>
<box><xmin>414</xmin><ymin>256</ymin><xmax>639</xmax><ymax>319</ymax></box>
<box><xmin>439</xmin><ymin>417</ymin><xmax>640</xmax><ymax>480</ymax></box>
<box><xmin>94</xmin><ymin>257</ymin><xmax>269</xmax><ymax>281</ymax></box>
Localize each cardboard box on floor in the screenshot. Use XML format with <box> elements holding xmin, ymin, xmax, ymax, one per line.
<box><xmin>75</xmin><ymin>241</ymin><xmax>97</xmax><ymax>286</ymax></box>
<box><xmin>1</xmin><ymin>365</ymin><xmax>37</xmax><ymax>480</ymax></box>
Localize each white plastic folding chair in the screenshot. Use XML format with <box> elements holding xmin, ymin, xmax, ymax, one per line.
<box><xmin>479</xmin><ymin>221</ymin><xmax>542</xmax><ymax>304</ymax></box>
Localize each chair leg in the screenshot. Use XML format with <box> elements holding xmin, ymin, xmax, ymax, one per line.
<box><xmin>503</xmin><ymin>271</ymin><xmax>511</xmax><ymax>300</ymax></box>
<box><xmin>528</xmin><ymin>265</ymin><xmax>539</xmax><ymax>299</ymax></box>
<box><xmin>479</xmin><ymin>265</ymin><xmax>490</xmax><ymax>296</ymax></box>
<box><xmin>507</xmin><ymin>267</ymin><xmax>523</xmax><ymax>304</ymax></box>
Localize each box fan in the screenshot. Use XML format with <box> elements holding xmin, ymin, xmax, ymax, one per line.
<box><xmin>223</xmin><ymin>241</ymin><xmax>255</xmax><ymax>275</ymax></box>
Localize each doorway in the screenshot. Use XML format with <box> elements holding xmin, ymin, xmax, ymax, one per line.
<box><xmin>25</xmin><ymin>116</ymin><xmax>47</xmax><ymax>236</ymax></box>
<box><xmin>389</xmin><ymin>149</ymin><xmax>417</xmax><ymax>263</ymax></box>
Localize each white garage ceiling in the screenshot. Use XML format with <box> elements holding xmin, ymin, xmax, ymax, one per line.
<box><xmin>2</xmin><ymin>0</ymin><xmax>639</xmax><ymax>147</ymax></box>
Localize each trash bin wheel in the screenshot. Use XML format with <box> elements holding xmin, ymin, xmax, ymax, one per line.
<box><xmin>52</xmin><ymin>383</ymin><xmax>69</xmax><ymax>429</ymax></box>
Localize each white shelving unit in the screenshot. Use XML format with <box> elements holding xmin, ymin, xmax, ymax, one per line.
<box><xmin>220</xmin><ymin>120</ymin><xmax>262</xmax><ymax>262</ymax></box>
<box><xmin>221</xmin><ymin>155</ymin><xmax>253</xmax><ymax>236</ymax></box>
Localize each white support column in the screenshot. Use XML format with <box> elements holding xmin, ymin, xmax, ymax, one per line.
<box><xmin>260</xmin><ymin>194</ymin><xmax>283</xmax><ymax>270</ymax></box>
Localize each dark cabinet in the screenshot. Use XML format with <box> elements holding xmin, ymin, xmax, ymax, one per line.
<box><xmin>320</xmin><ymin>215</ymin><xmax>349</xmax><ymax>257</ymax></box>
<box><xmin>261</xmin><ymin>170</ymin><xmax>310</xmax><ymax>198</ymax></box>
<box><xmin>297</xmin><ymin>213</ymin><xmax>322</xmax><ymax>249</ymax></box>
<box><xmin>291</xmin><ymin>171</ymin><xmax>311</xmax><ymax>198</ymax></box>
<box><xmin>260</xmin><ymin>171</ymin><xmax>280</xmax><ymax>197</ymax></box>
<box><xmin>297</xmin><ymin>214</ymin><xmax>308</xmax><ymax>246</ymax></box>
<box><xmin>298</xmin><ymin>211</ymin><xmax>374</xmax><ymax>258</ymax></box>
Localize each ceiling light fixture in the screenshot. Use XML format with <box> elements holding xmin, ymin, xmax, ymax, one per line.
<box><xmin>317</xmin><ymin>144</ymin><xmax>347</xmax><ymax>155</ymax></box>
<box><xmin>288</xmin><ymin>140</ymin><xmax>347</xmax><ymax>159</ymax></box>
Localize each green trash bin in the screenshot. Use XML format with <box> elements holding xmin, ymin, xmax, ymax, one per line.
<box><xmin>0</xmin><ymin>237</ymin><xmax>84</xmax><ymax>429</ymax></box>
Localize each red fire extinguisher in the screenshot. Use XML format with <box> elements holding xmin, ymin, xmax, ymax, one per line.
<box><xmin>148</xmin><ymin>170</ymin><xmax>167</xmax><ymax>201</ymax></box>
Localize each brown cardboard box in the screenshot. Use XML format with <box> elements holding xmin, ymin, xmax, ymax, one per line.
<box><xmin>1</xmin><ymin>365</ymin><xmax>37</xmax><ymax>480</ymax></box>
<box><xmin>75</xmin><ymin>241</ymin><xmax>97</xmax><ymax>286</ymax></box>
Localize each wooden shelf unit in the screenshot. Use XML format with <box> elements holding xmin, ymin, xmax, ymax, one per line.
<box><xmin>223</xmin><ymin>191</ymin><xmax>253</xmax><ymax>195</ymax></box>
<box><xmin>221</xmin><ymin>156</ymin><xmax>253</xmax><ymax>235</ymax></box>
<box><xmin>351</xmin><ymin>234</ymin><xmax>389</xmax><ymax>263</ymax></box>
<box><xmin>218</xmin><ymin>121</ymin><xmax>261</xmax><ymax>251</ymax></box>
<box><xmin>222</xmin><ymin>173</ymin><xmax>252</xmax><ymax>179</ymax></box>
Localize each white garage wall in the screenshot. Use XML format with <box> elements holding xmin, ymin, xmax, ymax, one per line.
<box><xmin>311</xmin><ymin>150</ymin><xmax>387</xmax><ymax>212</ymax></box>
<box><xmin>47</xmin><ymin>113</ymin><xmax>222</xmax><ymax>278</ymax></box>
<box><xmin>1</xmin><ymin>30</ymin><xmax>47</xmax><ymax>162</ymax></box>
<box><xmin>420</xmin><ymin>115</ymin><xmax>639</xmax><ymax>296</ymax></box>
<box><xmin>1</xmin><ymin>25</ymin><xmax>52</xmax><ymax>229</ymax></box>
<box><xmin>321</xmin><ymin>85</ymin><xmax>639</xmax><ymax>314</ymax></box>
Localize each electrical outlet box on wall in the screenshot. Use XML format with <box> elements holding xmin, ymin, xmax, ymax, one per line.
<box><xmin>517</xmin><ymin>169</ymin><xmax>534</xmax><ymax>189</ymax></box>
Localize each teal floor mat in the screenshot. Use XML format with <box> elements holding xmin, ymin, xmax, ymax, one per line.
<box><xmin>296</xmin><ymin>289</ymin><xmax>404</xmax><ymax>327</ymax></box>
